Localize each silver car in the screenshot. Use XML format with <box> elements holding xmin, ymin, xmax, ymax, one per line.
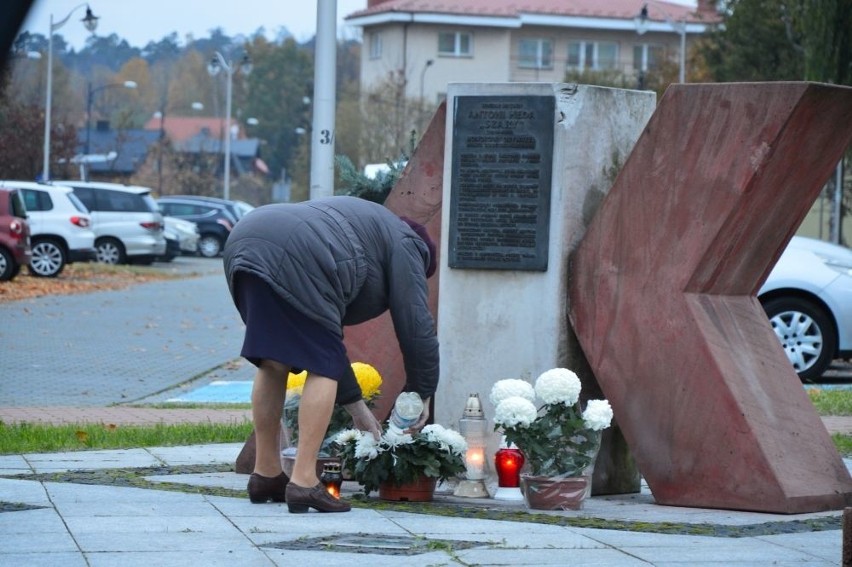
<box><xmin>55</xmin><ymin>181</ymin><xmax>166</xmax><ymax>265</ymax></box>
<box><xmin>760</xmin><ymin>236</ymin><xmax>852</xmax><ymax>381</ymax></box>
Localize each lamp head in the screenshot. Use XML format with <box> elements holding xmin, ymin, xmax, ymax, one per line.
<box><xmin>82</xmin><ymin>7</ymin><xmax>99</xmax><ymax>33</ymax></box>
<box><xmin>207</xmin><ymin>56</ymin><xmax>221</xmax><ymax>77</ymax></box>
<box><xmin>239</xmin><ymin>54</ymin><xmax>253</xmax><ymax>75</ymax></box>
<box><xmin>634</xmin><ymin>3</ymin><xmax>649</xmax><ymax>35</ymax></box>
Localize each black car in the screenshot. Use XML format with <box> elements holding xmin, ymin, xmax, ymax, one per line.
<box><xmin>156</xmin><ymin>197</ymin><xmax>238</xmax><ymax>257</ymax></box>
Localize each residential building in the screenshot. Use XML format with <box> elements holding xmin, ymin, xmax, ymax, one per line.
<box><xmin>345</xmin><ymin>0</ymin><xmax>720</xmax><ymax>103</ymax></box>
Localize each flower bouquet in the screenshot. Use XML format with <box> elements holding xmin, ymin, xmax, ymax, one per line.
<box><xmin>490</xmin><ymin>368</ymin><xmax>613</xmax><ymax>509</ymax></box>
<box><xmin>333</xmin><ymin>424</ymin><xmax>468</xmax><ymax>498</ymax></box>
<box><xmin>283</xmin><ymin>362</ymin><xmax>382</xmax><ymax>453</ymax></box>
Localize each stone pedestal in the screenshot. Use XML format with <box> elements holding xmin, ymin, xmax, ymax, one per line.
<box><xmin>435</xmin><ymin>83</ymin><xmax>656</xmax><ymax>490</ymax></box>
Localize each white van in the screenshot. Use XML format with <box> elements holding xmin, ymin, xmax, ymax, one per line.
<box><xmin>55</xmin><ymin>181</ymin><xmax>166</xmax><ymax>265</ymax></box>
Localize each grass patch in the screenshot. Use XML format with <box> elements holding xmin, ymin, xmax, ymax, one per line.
<box><xmin>807</xmin><ymin>388</ymin><xmax>852</xmax><ymax>415</ymax></box>
<box><xmin>0</xmin><ymin>421</ymin><xmax>253</xmax><ymax>455</ymax></box>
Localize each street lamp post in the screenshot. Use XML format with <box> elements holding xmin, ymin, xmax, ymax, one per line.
<box><xmin>634</xmin><ymin>2</ymin><xmax>686</xmax><ymax>84</ymax></box>
<box><xmin>43</xmin><ymin>4</ymin><xmax>98</xmax><ymax>181</ymax></box>
<box><xmin>207</xmin><ymin>51</ymin><xmax>252</xmax><ymax>201</ymax></box>
<box><xmin>419</xmin><ymin>59</ymin><xmax>434</xmax><ymax>134</ymax></box>
<box><xmin>85</xmin><ymin>80</ymin><xmax>137</xmax><ymax>156</ymax></box>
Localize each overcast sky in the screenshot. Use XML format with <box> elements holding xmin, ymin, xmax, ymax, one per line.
<box><xmin>21</xmin><ymin>0</ymin><xmax>369</xmax><ymax>49</ymax></box>
<box><xmin>21</xmin><ymin>0</ymin><xmax>699</xmax><ymax>50</ymax></box>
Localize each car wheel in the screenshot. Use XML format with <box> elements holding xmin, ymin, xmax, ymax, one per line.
<box><xmin>0</xmin><ymin>247</ymin><xmax>18</xmax><ymax>281</ymax></box>
<box><xmin>95</xmin><ymin>237</ymin><xmax>127</xmax><ymax>265</ymax></box>
<box><xmin>762</xmin><ymin>296</ymin><xmax>838</xmax><ymax>382</ymax></box>
<box><xmin>28</xmin><ymin>238</ymin><xmax>66</xmax><ymax>277</ymax></box>
<box><xmin>198</xmin><ymin>234</ymin><xmax>223</xmax><ymax>258</ymax></box>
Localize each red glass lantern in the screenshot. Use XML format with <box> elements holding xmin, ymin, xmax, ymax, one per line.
<box><xmin>494</xmin><ymin>447</ymin><xmax>524</xmax><ymax>488</ymax></box>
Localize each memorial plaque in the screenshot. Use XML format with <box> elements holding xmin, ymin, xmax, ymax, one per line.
<box><xmin>449</xmin><ymin>95</ymin><xmax>554</xmax><ymax>270</ymax></box>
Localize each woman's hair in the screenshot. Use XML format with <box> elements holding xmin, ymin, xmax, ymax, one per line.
<box><xmin>400</xmin><ymin>216</ymin><xmax>437</xmax><ymax>278</ymax></box>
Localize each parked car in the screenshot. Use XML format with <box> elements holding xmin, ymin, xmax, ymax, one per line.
<box><xmin>760</xmin><ymin>236</ymin><xmax>852</xmax><ymax>381</ymax></box>
<box><xmin>156</xmin><ymin>196</ymin><xmax>238</xmax><ymax>258</ymax></box>
<box><xmin>0</xmin><ymin>185</ymin><xmax>32</xmax><ymax>281</ymax></box>
<box><xmin>158</xmin><ymin>216</ymin><xmax>200</xmax><ymax>262</ymax></box>
<box><xmin>0</xmin><ymin>181</ymin><xmax>96</xmax><ymax>277</ymax></box>
<box><xmin>56</xmin><ymin>181</ymin><xmax>166</xmax><ymax>265</ymax></box>
<box><xmin>167</xmin><ymin>195</ymin><xmax>255</xmax><ymax>221</ymax></box>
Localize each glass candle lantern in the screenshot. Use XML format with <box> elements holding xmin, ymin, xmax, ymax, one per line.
<box><xmin>454</xmin><ymin>393</ymin><xmax>490</xmax><ymax>498</ymax></box>
<box><xmin>320</xmin><ymin>462</ymin><xmax>343</xmax><ymax>499</ymax></box>
<box><xmin>493</xmin><ymin>436</ymin><xmax>525</xmax><ymax>501</ymax></box>
<box><xmin>494</xmin><ymin>447</ymin><xmax>524</xmax><ymax>488</ymax></box>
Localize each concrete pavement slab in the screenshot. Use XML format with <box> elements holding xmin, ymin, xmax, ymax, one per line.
<box><xmin>23</xmin><ymin>448</ymin><xmax>164</xmax><ymax>473</ymax></box>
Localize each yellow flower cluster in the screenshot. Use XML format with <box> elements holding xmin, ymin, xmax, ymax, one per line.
<box><xmin>283</xmin><ymin>363</ymin><xmax>381</xmax><ymax>400</ymax></box>
<box><xmin>285</xmin><ymin>370</ymin><xmax>308</xmax><ymax>398</ymax></box>
<box><xmin>352</xmin><ymin>362</ymin><xmax>382</xmax><ymax>400</ymax></box>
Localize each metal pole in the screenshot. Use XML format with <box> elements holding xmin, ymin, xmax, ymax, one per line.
<box><xmin>223</xmin><ymin>64</ymin><xmax>233</xmax><ymax>201</ymax></box>
<box><xmin>85</xmin><ymin>82</ymin><xmax>92</xmax><ymax>156</ymax></box>
<box><xmin>832</xmin><ymin>160</ymin><xmax>843</xmax><ymax>244</ymax></box>
<box><xmin>678</xmin><ymin>21</ymin><xmax>686</xmax><ymax>83</ymax></box>
<box><xmin>310</xmin><ymin>0</ymin><xmax>337</xmax><ymax>200</ymax></box>
<box><xmin>42</xmin><ymin>14</ymin><xmax>54</xmax><ymax>181</ymax></box>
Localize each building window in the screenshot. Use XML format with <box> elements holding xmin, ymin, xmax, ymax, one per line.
<box><xmin>518</xmin><ymin>38</ymin><xmax>553</xmax><ymax>69</ymax></box>
<box><xmin>633</xmin><ymin>44</ymin><xmax>664</xmax><ymax>72</ymax></box>
<box><xmin>438</xmin><ymin>31</ymin><xmax>472</xmax><ymax>57</ymax></box>
<box><xmin>567</xmin><ymin>41</ymin><xmax>619</xmax><ymax>71</ymax></box>
<box><xmin>369</xmin><ymin>32</ymin><xmax>382</xmax><ymax>59</ymax></box>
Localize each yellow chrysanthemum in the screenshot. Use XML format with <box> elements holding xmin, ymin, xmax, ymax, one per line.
<box><xmin>286</xmin><ymin>370</ymin><xmax>308</xmax><ymax>396</ymax></box>
<box><xmin>352</xmin><ymin>362</ymin><xmax>382</xmax><ymax>400</ymax></box>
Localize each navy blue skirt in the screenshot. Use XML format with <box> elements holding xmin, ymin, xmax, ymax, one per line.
<box><xmin>233</xmin><ymin>271</ymin><xmax>361</xmax><ymax>404</ymax></box>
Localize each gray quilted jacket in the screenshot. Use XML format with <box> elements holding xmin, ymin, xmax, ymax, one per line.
<box><xmin>223</xmin><ymin>196</ymin><xmax>438</xmax><ymax>398</ymax></box>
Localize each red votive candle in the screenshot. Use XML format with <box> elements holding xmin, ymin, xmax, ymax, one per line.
<box><xmin>494</xmin><ymin>447</ymin><xmax>524</xmax><ymax>488</ymax></box>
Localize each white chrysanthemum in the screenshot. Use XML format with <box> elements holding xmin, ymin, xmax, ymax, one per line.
<box><xmin>382</xmin><ymin>429</ymin><xmax>414</xmax><ymax>449</ymax></box>
<box><xmin>535</xmin><ymin>368</ymin><xmax>581</xmax><ymax>405</ymax></box>
<box><xmin>334</xmin><ymin>428</ymin><xmax>362</xmax><ymax>446</ymax></box>
<box><xmin>582</xmin><ymin>399</ymin><xmax>614</xmax><ymax>431</ymax></box>
<box><xmin>494</xmin><ymin>396</ymin><xmax>538</xmax><ymax>428</ymax></box>
<box><xmin>354</xmin><ymin>433</ymin><xmax>380</xmax><ymax>460</ymax></box>
<box><xmin>422</xmin><ymin>424</ymin><xmax>467</xmax><ymax>456</ymax></box>
<box><xmin>489</xmin><ymin>379</ymin><xmax>536</xmax><ymax>407</ymax></box>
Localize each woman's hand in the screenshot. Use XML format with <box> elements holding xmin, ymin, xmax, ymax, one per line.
<box><xmin>406</xmin><ymin>396</ymin><xmax>431</xmax><ymax>433</ymax></box>
<box><xmin>343</xmin><ymin>399</ymin><xmax>382</xmax><ymax>440</ymax></box>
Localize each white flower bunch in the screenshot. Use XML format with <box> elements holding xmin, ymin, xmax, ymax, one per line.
<box><xmin>490</xmin><ymin>368</ymin><xmax>612</xmax><ymax>477</ymax></box>
<box><xmin>582</xmin><ymin>399</ymin><xmax>613</xmax><ymax>431</ymax></box>
<box><xmin>422</xmin><ymin>424</ymin><xmax>467</xmax><ymax>456</ymax></box>
<box><xmin>382</xmin><ymin>429</ymin><xmax>414</xmax><ymax>448</ymax></box>
<box><xmin>489</xmin><ymin>378</ymin><xmax>535</xmax><ymax>406</ymax></box>
<box><xmin>535</xmin><ymin>368</ymin><xmax>581</xmax><ymax>406</ymax></box>
<box><xmin>354</xmin><ymin>431</ymin><xmax>381</xmax><ymax>460</ymax></box>
<box><xmin>333</xmin><ymin>428</ymin><xmax>362</xmax><ymax>445</ymax></box>
<box><xmin>493</xmin><ymin>396</ymin><xmax>539</xmax><ymax>428</ymax></box>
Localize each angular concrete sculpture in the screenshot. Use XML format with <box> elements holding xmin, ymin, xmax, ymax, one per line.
<box><xmin>569</xmin><ymin>82</ymin><xmax>852</xmax><ymax>513</ymax></box>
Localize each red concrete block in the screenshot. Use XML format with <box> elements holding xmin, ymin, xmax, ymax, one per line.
<box><xmin>569</xmin><ymin>83</ymin><xmax>852</xmax><ymax>513</ymax></box>
<box><xmin>343</xmin><ymin>102</ymin><xmax>446</xmax><ymax>421</ymax></box>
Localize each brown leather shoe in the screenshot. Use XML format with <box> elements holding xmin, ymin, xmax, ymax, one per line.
<box><xmin>247</xmin><ymin>472</ymin><xmax>289</xmax><ymax>503</ymax></box>
<box><xmin>285</xmin><ymin>482</ymin><xmax>351</xmax><ymax>513</ymax></box>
